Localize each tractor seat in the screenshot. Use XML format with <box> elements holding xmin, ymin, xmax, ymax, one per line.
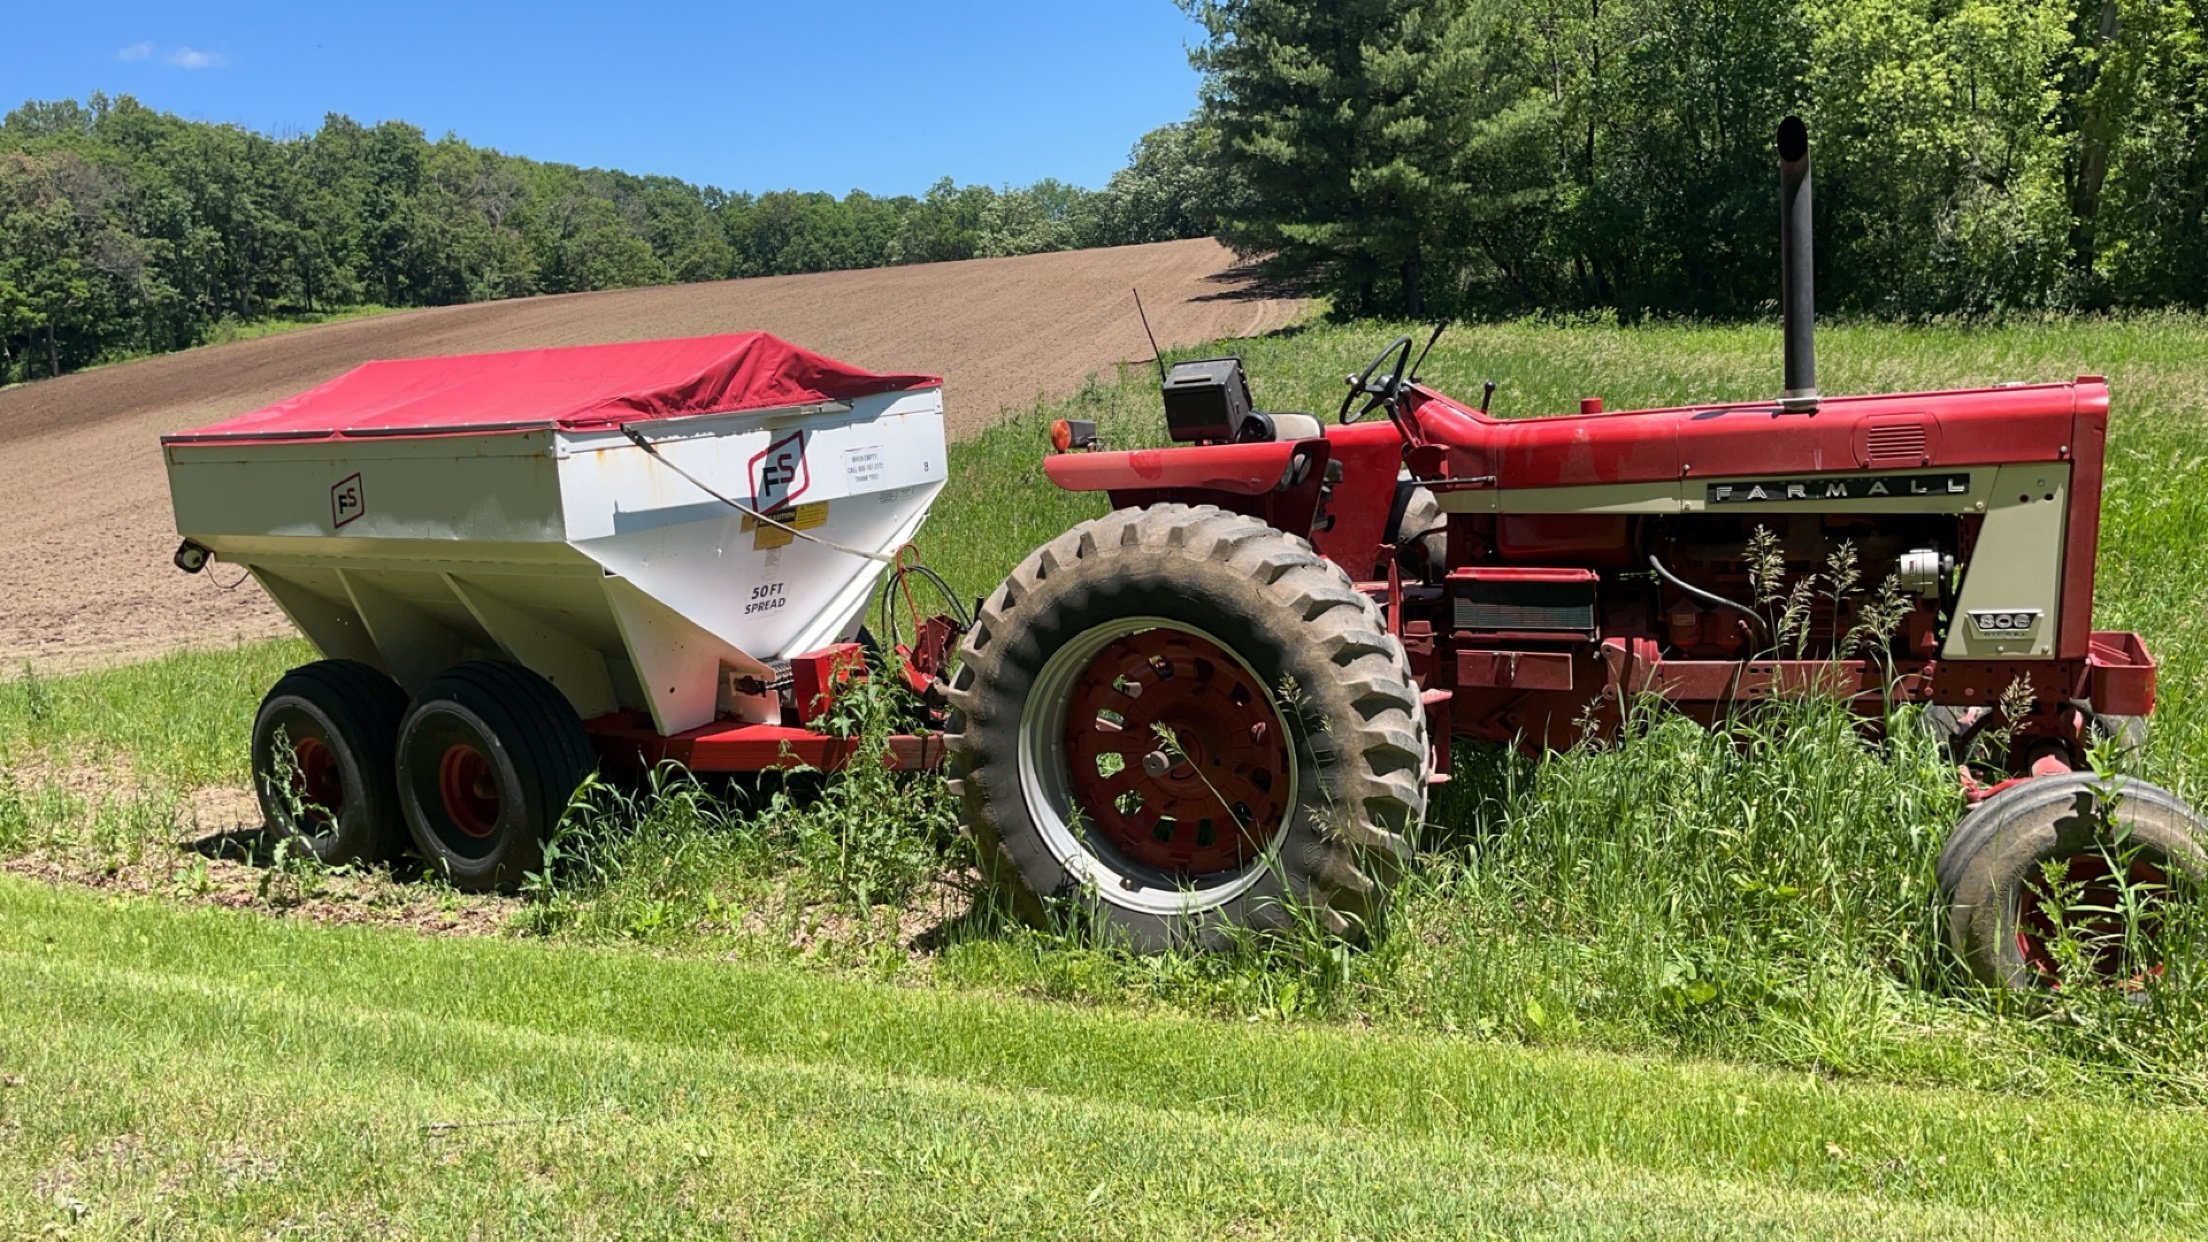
<box><xmin>1249</xmin><ymin>411</ymin><xmax>1325</xmax><ymax>442</ymax></box>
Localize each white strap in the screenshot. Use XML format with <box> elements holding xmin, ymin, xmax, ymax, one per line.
<box><xmin>620</xmin><ymin>425</ymin><xmax>896</xmax><ymax>564</ymax></box>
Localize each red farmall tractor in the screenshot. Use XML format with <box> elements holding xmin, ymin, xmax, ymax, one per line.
<box><xmin>944</xmin><ymin>118</ymin><xmax>2206</xmax><ymax>989</ymax></box>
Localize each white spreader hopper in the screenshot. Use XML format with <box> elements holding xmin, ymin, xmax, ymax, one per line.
<box><xmin>164</xmin><ymin>333</ymin><xmax>947</xmax><ymax>735</ymax></box>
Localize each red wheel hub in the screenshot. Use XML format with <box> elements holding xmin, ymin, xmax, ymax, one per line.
<box><xmin>437</xmin><ymin>744</ymin><xmax>502</xmax><ymax>839</ymax></box>
<box><xmin>1062</xmin><ymin>628</ymin><xmax>1292</xmax><ymax>875</ymax></box>
<box><xmin>2016</xmin><ymin>851</ymin><xmax>2168</xmax><ymax>985</ymax></box>
<box><xmin>290</xmin><ymin>736</ymin><xmax>343</xmax><ymax>826</ymax></box>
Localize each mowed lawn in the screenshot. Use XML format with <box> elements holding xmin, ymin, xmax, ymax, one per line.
<box><xmin>4</xmin><ymin>876</ymin><xmax>2207</xmax><ymax>1239</ymax></box>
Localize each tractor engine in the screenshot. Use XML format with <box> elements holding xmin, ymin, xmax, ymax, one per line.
<box><xmin>1640</xmin><ymin>513</ymin><xmax>1956</xmax><ymax>662</ymax></box>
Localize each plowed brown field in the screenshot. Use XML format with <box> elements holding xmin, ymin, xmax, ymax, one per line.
<box><xmin>0</xmin><ymin>238</ymin><xmax>1301</xmax><ymax>671</ymax></box>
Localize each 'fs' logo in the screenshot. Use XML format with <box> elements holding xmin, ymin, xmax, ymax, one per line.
<box><xmin>331</xmin><ymin>473</ymin><xmax>365</xmax><ymax>529</ymax></box>
<box><xmin>748</xmin><ymin>429</ymin><xmax>810</xmax><ymax>513</ymax></box>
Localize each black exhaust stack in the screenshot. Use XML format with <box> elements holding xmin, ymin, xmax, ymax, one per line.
<box><xmin>1777</xmin><ymin>115</ymin><xmax>1818</xmax><ymax>412</ymax></box>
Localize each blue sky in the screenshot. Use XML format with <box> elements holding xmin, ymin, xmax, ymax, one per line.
<box><xmin>3</xmin><ymin>1</ymin><xmax>1210</xmax><ymax>196</ymax></box>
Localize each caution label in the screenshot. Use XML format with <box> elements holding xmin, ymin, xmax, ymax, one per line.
<box><xmin>742</xmin><ymin>501</ymin><xmax>829</xmax><ymax>550</ymax></box>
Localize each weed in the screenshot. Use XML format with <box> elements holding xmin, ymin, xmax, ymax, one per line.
<box><xmin>172</xmin><ymin>854</ymin><xmax>214</xmax><ymax>900</ymax></box>
<box><xmin>0</xmin><ymin>770</ymin><xmax>24</xmax><ymax>854</ymax></box>
<box><xmin>1849</xmin><ymin>573</ymin><xmax>1914</xmax><ymax>662</ymax></box>
<box><xmin>790</xmin><ymin>650</ymin><xmax>957</xmax><ymax>910</ymax></box>
<box><xmin>255</xmin><ymin>835</ymin><xmax>334</xmax><ymax>908</ymax></box>
<box><xmin>517</xmin><ymin>651</ymin><xmax>959</xmax><ymax>948</ymax></box>
<box><xmin>17</xmin><ymin>665</ymin><xmax>50</xmax><ymax>737</ymax></box>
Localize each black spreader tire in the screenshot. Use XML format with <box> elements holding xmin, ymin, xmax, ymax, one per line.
<box><xmin>945</xmin><ymin>503</ymin><xmax>1429</xmax><ymax>952</ymax></box>
<box><xmin>251</xmin><ymin>659</ymin><xmax>409</xmax><ymax>865</ymax></box>
<box><xmin>396</xmin><ymin>660</ymin><xmax>594</xmax><ymax>893</ymax></box>
<box><xmin>1937</xmin><ymin>772</ymin><xmax>2206</xmax><ymax>990</ymax></box>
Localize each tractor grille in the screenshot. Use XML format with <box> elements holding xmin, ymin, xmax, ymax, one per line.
<box><xmin>1865</xmin><ymin>421</ymin><xmax>1928</xmax><ymax>466</ymax></box>
<box><xmin>1454</xmin><ymin>578</ymin><xmax>1598</xmax><ymax>634</ymax></box>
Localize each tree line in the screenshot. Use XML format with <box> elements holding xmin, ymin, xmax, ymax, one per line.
<box><xmin>1185</xmin><ymin>0</ymin><xmax>2208</xmax><ymax>319</ymax></box>
<box><xmin>0</xmin><ymin>94</ymin><xmax>1219</xmax><ymax>383</ymax></box>
<box><xmin>13</xmin><ymin>1</ymin><xmax>2202</xmax><ymax>383</ymax></box>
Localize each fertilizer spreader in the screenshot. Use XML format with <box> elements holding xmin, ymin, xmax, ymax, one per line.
<box><xmin>165</xmin><ymin>332</ymin><xmax>960</xmax><ymax>890</ymax></box>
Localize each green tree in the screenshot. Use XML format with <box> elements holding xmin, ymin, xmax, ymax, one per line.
<box><xmin>2082</xmin><ymin>0</ymin><xmax>2208</xmax><ymax>305</ymax></box>
<box><xmin>1080</xmin><ymin>122</ymin><xmax>1233</xmax><ymax>247</ymax></box>
<box><xmin>891</xmin><ymin>178</ymin><xmax>996</xmax><ymax>264</ymax></box>
<box><xmin>1807</xmin><ymin>0</ymin><xmax>2073</xmax><ymax>313</ymax></box>
<box><xmin>1184</xmin><ymin>0</ymin><xmax>1490</xmax><ymax>314</ymax></box>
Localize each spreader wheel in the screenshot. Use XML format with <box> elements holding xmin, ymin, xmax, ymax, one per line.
<box><xmin>250</xmin><ymin>659</ymin><xmax>409</xmax><ymax>864</ymax></box>
<box><xmin>1937</xmin><ymin>773</ymin><xmax>2206</xmax><ymax>990</ymax></box>
<box><xmin>946</xmin><ymin>503</ymin><xmax>1429</xmax><ymax>951</ymax></box>
<box><xmin>396</xmin><ymin>660</ymin><xmax>594</xmax><ymax>892</ymax></box>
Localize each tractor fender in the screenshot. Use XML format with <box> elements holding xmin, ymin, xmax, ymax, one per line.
<box><xmin>1043</xmin><ymin>439</ymin><xmax>1332</xmax><ymax>537</ymax></box>
<box><xmin>1043</xmin><ymin>439</ymin><xmax>1325</xmax><ymax>496</ymax></box>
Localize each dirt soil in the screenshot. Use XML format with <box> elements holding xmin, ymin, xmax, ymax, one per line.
<box><xmin>0</xmin><ymin>238</ymin><xmax>1301</xmax><ymax>672</ymax></box>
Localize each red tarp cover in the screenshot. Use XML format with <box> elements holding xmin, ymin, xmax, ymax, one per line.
<box><xmin>164</xmin><ymin>332</ymin><xmax>942</xmax><ymax>443</ymax></box>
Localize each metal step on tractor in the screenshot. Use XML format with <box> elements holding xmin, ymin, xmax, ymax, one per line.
<box><xmin>944</xmin><ymin>117</ymin><xmax>2204</xmax><ymax>989</ymax></box>
<box><xmin>168</xmin><ymin>118</ymin><xmax>2199</xmax><ymax>994</ymax></box>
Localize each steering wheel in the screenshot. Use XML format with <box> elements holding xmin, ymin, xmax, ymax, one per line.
<box><xmin>1338</xmin><ymin>335</ymin><xmax>1415</xmax><ymax>424</ymax></box>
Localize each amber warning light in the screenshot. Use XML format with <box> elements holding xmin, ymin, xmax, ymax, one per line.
<box><xmin>1049</xmin><ymin>419</ymin><xmax>1098</xmax><ymax>453</ymax></box>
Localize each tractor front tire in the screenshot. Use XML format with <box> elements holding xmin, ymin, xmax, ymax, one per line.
<box><xmin>1393</xmin><ymin>484</ymin><xmax>1448</xmax><ymax>577</ymax></box>
<box><xmin>1937</xmin><ymin>773</ymin><xmax>2206</xmax><ymax>990</ymax></box>
<box><xmin>251</xmin><ymin>660</ymin><xmax>409</xmax><ymax>866</ymax></box>
<box><xmin>946</xmin><ymin>504</ymin><xmax>1428</xmax><ymax>952</ymax></box>
<box><xmin>1927</xmin><ymin>705</ymin><xmax>2149</xmax><ymax>768</ymax></box>
<box><xmin>396</xmin><ymin>660</ymin><xmax>594</xmax><ymax>893</ymax></box>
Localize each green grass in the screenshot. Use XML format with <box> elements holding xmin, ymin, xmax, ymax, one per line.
<box><xmin>7</xmin><ymin>315</ymin><xmax>2208</xmax><ymax>1231</ymax></box>
<box><xmin>5</xmin><ymin>875</ymin><xmax>2207</xmax><ymax>1238</ymax></box>
<box><xmin>1</xmin><ymin>641</ymin><xmax>311</xmax><ymax>787</ymax></box>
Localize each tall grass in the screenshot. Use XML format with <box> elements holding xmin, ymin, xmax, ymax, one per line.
<box><xmin>514</xmin><ymin>658</ymin><xmax>966</xmax><ymax>957</ymax></box>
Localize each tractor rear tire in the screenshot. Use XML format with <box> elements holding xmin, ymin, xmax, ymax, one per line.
<box><xmin>945</xmin><ymin>503</ymin><xmax>1429</xmax><ymax>952</ymax></box>
<box><xmin>1937</xmin><ymin>773</ymin><xmax>2206</xmax><ymax>990</ymax></box>
<box><xmin>396</xmin><ymin>660</ymin><xmax>595</xmax><ymax>893</ymax></box>
<box><xmin>250</xmin><ymin>659</ymin><xmax>409</xmax><ymax>866</ymax></box>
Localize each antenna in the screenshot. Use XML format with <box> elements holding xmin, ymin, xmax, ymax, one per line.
<box><xmin>1132</xmin><ymin>288</ymin><xmax>1168</xmax><ymax>384</ymax></box>
<box><xmin>1408</xmin><ymin>318</ymin><xmax>1448</xmax><ymax>381</ymax></box>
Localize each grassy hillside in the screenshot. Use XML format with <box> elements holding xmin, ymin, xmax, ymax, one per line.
<box><xmin>5</xmin><ymin>317</ymin><xmax>2208</xmax><ymax>1232</ymax></box>
<box><xmin>5</xmin><ymin>876</ymin><xmax>2207</xmax><ymax>1238</ymax></box>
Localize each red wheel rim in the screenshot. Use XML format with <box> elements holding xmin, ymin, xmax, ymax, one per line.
<box><xmin>437</xmin><ymin>743</ymin><xmax>502</xmax><ymax>839</ymax></box>
<box><xmin>2016</xmin><ymin>851</ymin><xmax>2168</xmax><ymax>985</ymax></box>
<box><xmin>290</xmin><ymin>736</ymin><xmax>343</xmax><ymax>826</ymax></box>
<box><xmin>1061</xmin><ymin>628</ymin><xmax>1293</xmax><ymax>875</ymax></box>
